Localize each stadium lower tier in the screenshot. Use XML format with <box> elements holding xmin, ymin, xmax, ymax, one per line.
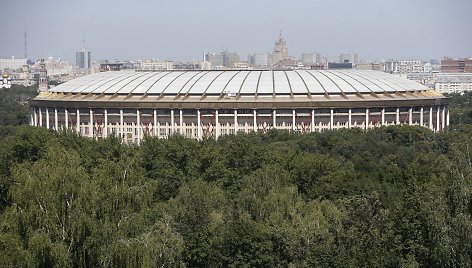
<box><xmin>30</xmin><ymin>106</ymin><xmax>449</xmax><ymax>143</ymax></box>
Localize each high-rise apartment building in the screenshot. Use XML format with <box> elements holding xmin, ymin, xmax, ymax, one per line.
<box><xmin>205</xmin><ymin>51</ymin><xmax>240</xmax><ymax>68</ymax></box>
<box><xmin>224</xmin><ymin>52</ymin><xmax>240</xmax><ymax>68</ymax></box>
<box><xmin>253</xmin><ymin>53</ymin><xmax>269</xmax><ymax>67</ymax></box>
<box><xmin>441</xmin><ymin>58</ymin><xmax>472</xmax><ymax>73</ymax></box>
<box><xmin>302</xmin><ymin>52</ymin><xmax>321</xmax><ymax>65</ymax></box>
<box><xmin>205</xmin><ymin>53</ymin><xmax>224</xmax><ymax>67</ymax></box>
<box><xmin>76</xmin><ymin>47</ymin><xmax>91</xmax><ymax>69</ymax></box>
<box><xmin>339</xmin><ymin>53</ymin><xmax>359</xmax><ymax>65</ymax></box>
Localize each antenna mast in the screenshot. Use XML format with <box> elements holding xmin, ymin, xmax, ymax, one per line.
<box><xmin>24</xmin><ymin>31</ymin><xmax>27</xmax><ymax>59</ymax></box>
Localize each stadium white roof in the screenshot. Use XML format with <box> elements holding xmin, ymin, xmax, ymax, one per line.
<box><xmin>50</xmin><ymin>70</ymin><xmax>429</xmax><ymax>96</ymax></box>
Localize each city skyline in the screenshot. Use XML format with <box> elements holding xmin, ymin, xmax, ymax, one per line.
<box><xmin>1</xmin><ymin>0</ymin><xmax>471</xmax><ymax>62</ymax></box>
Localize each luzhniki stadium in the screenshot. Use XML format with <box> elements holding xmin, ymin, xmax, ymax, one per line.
<box><xmin>30</xmin><ymin>69</ymin><xmax>449</xmax><ymax>143</ymax></box>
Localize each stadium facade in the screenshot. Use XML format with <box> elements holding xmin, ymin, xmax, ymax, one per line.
<box><xmin>30</xmin><ymin>70</ymin><xmax>449</xmax><ymax>143</ymax></box>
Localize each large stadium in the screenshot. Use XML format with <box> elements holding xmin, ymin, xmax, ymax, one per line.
<box><xmin>30</xmin><ymin>69</ymin><xmax>449</xmax><ymax>143</ymax></box>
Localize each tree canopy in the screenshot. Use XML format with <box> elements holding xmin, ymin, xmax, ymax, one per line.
<box><xmin>0</xmin><ymin>124</ymin><xmax>471</xmax><ymax>267</ymax></box>
<box><xmin>0</xmin><ymin>87</ymin><xmax>471</xmax><ymax>267</ymax></box>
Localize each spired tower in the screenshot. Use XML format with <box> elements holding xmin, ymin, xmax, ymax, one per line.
<box><xmin>272</xmin><ymin>31</ymin><xmax>289</xmax><ymax>64</ymax></box>
<box><xmin>38</xmin><ymin>58</ymin><xmax>48</xmax><ymax>92</ymax></box>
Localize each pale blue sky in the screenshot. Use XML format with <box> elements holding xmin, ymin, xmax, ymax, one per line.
<box><xmin>2</xmin><ymin>0</ymin><xmax>471</xmax><ymax>62</ymax></box>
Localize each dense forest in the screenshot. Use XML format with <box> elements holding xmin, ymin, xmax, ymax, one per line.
<box><xmin>0</xmin><ymin>87</ymin><xmax>471</xmax><ymax>267</ymax></box>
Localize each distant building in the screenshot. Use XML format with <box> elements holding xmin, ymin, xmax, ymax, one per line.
<box><xmin>248</xmin><ymin>33</ymin><xmax>291</xmax><ymax>68</ymax></box>
<box><xmin>19</xmin><ymin>65</ymin><xmax>31</xmax><ymax>80</ymax></box>
<box><xmin>328</xmin><ymin>62</ymin><xmax>352</xmax><ymax>69</ymax></box>
<box><xmin>339</xmin><ymin>53</ymin><xmax>358</xmax><ymax>65</ymax></box>
<box><xmin>38</xmin><ymin>59</ymin><xmax>48</xmax><ymax>92</ymax></box>
<box><xmin>271</xmin><ymin>32</ymin><xmax>289</xmax><ymax>65</ymax></box>
<box><xmin>205</xmin><ymin>53</ymin><xmax>224</xmax><ymax>68</ymax></box>
<box><xmin>302</xmin><ymin>52</ymin><xmax>321</xmax><ymax>65</ymax></box>
<box><xmin>356</xmin><ymin>63</ymin><xmax>382</xmax><ymax>71</ymax></box>
<box><xmin>76</xmin><ymin>47</ymin><xmax>91</xmax><ymax>69</ymax></box>
<box><xmin>140</xmin><ymin>60</ymin><xmax>173</xmax><ymax>71</ymax></box>
<box><xmin>100</xmin><ymin>63</ymin><xmax>124</xmax><ymax>72</ymax></box>
<box><xmin>250</xmin><ymin>53</ymin><xmax>269</xmax><ymax>67</ymax></box>
<box><xmin>224</xmin><ymin>52</ymin><xmax>240</xmax><ymax>69</ymax></box>
<box><xmin>233</xmin><ymin>62</ymin><xmax>250</xmax><ymax>69</ymax></box>
<box><xmin>0</xmin><ymin>57</ymin><xmax>27</xmax><ymax>70</ymax></box>
<box><xmin>383</xmin><ymin>60</ymin><xmax>399</xmax><ymax>73</ymax></box>
<box><xmin>434</xmin><ymin>73</ymin><xmax>472</xmax><ymax>93</ymax></box>
<box><xmin>383</xmin><ymin>60</ymin><xmax>431</xmax><ymax>74</ymax></box>
<box><xmin>402</xmin><ymin>73</ymin><xmax>434</xmax><ymax>86</ymax></box>
<box><xmin>43</xmin><ymin>57</ymin><xmax>75</xmax><ymax>77</ymax></box>
<box><xmin>205</xmin><ymin>51</ymin><xmax>240</xmax><ymax>69</ymax></box>
<box><xmin>441</xmin><ymin>58</ymin><xmax>472</xmax><ymax>73</ymax></box>
<box><xmin>173</xmin><ymin>61</ymin><xmax>212</xmax><ymax>70</ymax></box>
<box><xmin>200</xmin><ymin>61</ymin><xmax>212</xmax><ymax>70</ymax></box>
<box><xmin>398</xmin><ymin>60</ymin><xmax>426</xmax><ymax>73</ymax></box>
<box><xmin>0</xmin><ymin>72</ymin><xmax>12</xmax><ymax>88</ymax></box>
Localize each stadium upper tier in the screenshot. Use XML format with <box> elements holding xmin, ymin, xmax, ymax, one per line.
<box><xmin>48</xmin><ymin>69</ymin><xmax>430</xmax><ymax>97</ymax></box>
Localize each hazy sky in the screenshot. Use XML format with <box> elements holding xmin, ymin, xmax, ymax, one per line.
<box><xmin>2</xmin><ymin>0</ymin><xmax>471</xmax><ymax>62</ymax></box>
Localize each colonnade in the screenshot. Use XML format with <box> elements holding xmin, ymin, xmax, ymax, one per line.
<box><xmin>30</xmin><ymin>106</ymin><xmax>449</xmax><ymax>143</ymax></box>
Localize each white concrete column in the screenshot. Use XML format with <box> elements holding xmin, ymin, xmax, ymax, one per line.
<box><xmin>33</xmin><ymin>107</ymin><xmax>38</xmax><ymax>126</ymax></box>
<box><xmin>54</xmin><ymin>108</ymin><xmax>58</xmax><ymax>130</ymax></box>
<box><xmin>292</xmin><ymin>110</ymin><xmax>296</xmax><ymax>131</ymax></box>
<box><xmin>381</xmin><ymin>108</ymin><xmax>385</xmax><ymax>126</ymax></box>
<box><xmin>396</xmin><ymin>107</ymin><xmax>400</xmax><ymax>125</ymax></box>
<box><xmin>311</xmin><ymin>109</ymin><xmax>315</xmax><ymax>132</ymax></box>
<box><xmin>348</xmin><ymin>108</ymin><xmax>352</xmax><ymax>128</ymax></box>
<box><xmin>330</xmin><ymin>108</ymin><xmax>334</xmax><ymax>130</ymax></box>
<box><xmin>436</xmin><ymin>107</ymin><xmax>440</xmax><ymax>132</ymax></box>
<box><xmin>253</xmin><ymin>109</ymin><xmax>257</xmax><ymax>132</ymax></box>
<box><xmin>46</xmin><ymin>108</ymin><xmax>50</xmax><ymax>129</ymax></box>
<box><xmin>365</xmin><ymin>108</ymin><xmax>369</xmax><ymax>130</ymax></box>
<box><xmin>179</xmin><ymin>109</ymin><xmax>183</xmax><ymax>135</ymax></box>
<box><xmin>76</xmin><ymin>109</ymin><xmax>80</xmax><ymax>134</ymax></box>
<box><xmin>197</xmin><ymin>109</ymin><xmax>201</xmax><ymax>139</ymax></box>
<box><xmin>234</xmin><ymin>109</ymin><xmax>238</xmax><ymax>133</ymax></box>
<box><xmin>420</xmin><ymin>107</ymin><xmax>424</xmax><ymax>127</ymax></box>
<box><xmin>89</xmin><ymin>109</ymin><xmax>93</xmax><ymax>138</ymax></box>
<box><xmin>170</xmin><ymin>109</ymin><xmax>175</xmax><ymax>135</ymax></box>
<box><xmin>441</xmin><ymin>106</ymin><xmax>446</xmax><ymax>131</ymax></box>
<box><xmin>153</xmin><ymin>109</ymin><xmax>157</xmax><ymax>136</ymax></box>
<box><xmin>39</xmin><ymin>107</ymin><xmax>43</xmax><ymax>127</ymax></box>
<box><xmin>120</xmin><ymin>109</ymin><xmax>124</xmax><ymax>141</ymax></box>
<box><xmin>65</xmin><ymin>109</ymin><xmax>69</xmax><ymax>129</ymax></box>
<box><xmin>30</xmin><ymin>108</ymin><xmax>34</xmax><ymax>126</ymax></box>
<box><xmin>104</xmin><ymin>109</ymin><xmax>108</xmax><ymax>137</ymax></box>
<box><xmin>408</xmin><ymin>108</ymin><xmax>413</xmax><ymax>125</ymax></box>
<box><xmin>273</xmin><ymin>109</ymin><xmax>277</xmax><ymax>128</ymax></box>
<box><xmin>446</xmin><ymin>108</ymin><xmax>450</xmax><ymax>129</ymax></box>
<box><xmin>137</xmin><ymin>109</ymin><xmax>141</xmax><ymax>142</ymax></box>
<box><xmin>215</xmin><ymin>109</ymin><xmax>219</xmax><ymax>139</ymax></box>
<box><xmin>429</xmin><ymin>107</ymin><xmax>433</xmax><ymax>130</ymax></box>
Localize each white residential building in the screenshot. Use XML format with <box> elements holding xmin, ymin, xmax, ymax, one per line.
<box><xmin>302</xmin><ymin>52</ymin><xmax>321</xmax><ymax>65</ymax></box>
<box><xmin>0</xmin><ymin>57</ymin><xmax>27</xmax><ymax>70</ymax></box>
<box><xmin>434</xmin><ymin>73</ymin><xmax>472</xmax><ymax>93</ymax></box>
<box><xmin>339</xmin><ymin>53</ymin><xmax>359</xmax><ymax>64</ymax></box>
<box><xmin>254</xmin><ymin>53</ymin><xmax>268</xmax><ymax>67</ymax></box>
<box><xmin>140</xmin><ymin>60</ymin><xmax>174</xmax><ymax>71</ymax></box>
